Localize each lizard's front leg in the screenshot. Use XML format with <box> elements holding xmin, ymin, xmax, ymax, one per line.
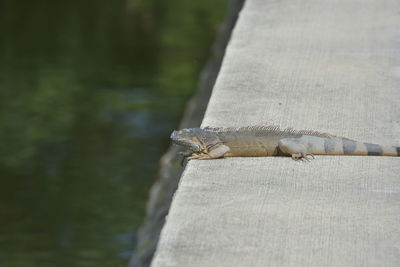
<box><xmin>200</xmin><ymin>144</ymin><xmax>230</xmax><ymax>159</ymax></box>
<box><xmin>186</xmin><ymin>144</ymin><xmax>230</xmax><ymax>161</ymax></box>
<box><xmin>180</xmin><ymin>148</ymin><xmax>212</xmax><ymax>165</ymax></box>
<box><xmin>179</xmin><ymin>150</ymin><xmax>200</xmax><ymax>165</ymax></box>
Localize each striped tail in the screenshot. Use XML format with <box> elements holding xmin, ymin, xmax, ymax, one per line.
<box><xmin>326</xmin><ymin>138</ymin><xmax>400</xmax><ymax>157</ymax></box>
<box><xmin>361</xmin><ymin>142</ymin><xmax>400</xmax><ymax>157</ymax></box>
<box><xmin>309</xmin><ymin>137</ymin><xmax>400</xmax><ymax>157</ymax></box>
<box><xmin>363</xmin><ymin>143</ymin><xmax>400</xmax><ymax>157</ymax></box>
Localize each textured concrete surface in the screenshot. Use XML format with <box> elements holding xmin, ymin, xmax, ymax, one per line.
<box><xmin>151</xmin><ymin>0</ymin><xmax>400</xmax><ymax>266</ymax></box>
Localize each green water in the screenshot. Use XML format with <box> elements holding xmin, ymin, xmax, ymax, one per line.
<box><xmin>0</xmin><ymin>0</ymin><xmax>227</xmax><ymax>266</ymax></box>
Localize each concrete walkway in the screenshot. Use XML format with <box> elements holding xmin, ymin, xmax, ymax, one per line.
<box><xmin>152</xmin><ymin>0</ymin><xmax>400</xmax><ymax>266</ymax></box>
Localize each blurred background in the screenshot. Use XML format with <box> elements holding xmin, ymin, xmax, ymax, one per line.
<box><xmin>0</xmin><ymin>0</ymin><xmax>228</xmax><ymax>266</ymax></box>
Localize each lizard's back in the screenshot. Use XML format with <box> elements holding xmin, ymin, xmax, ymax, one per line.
<box><xmin>205</xmin><ymin>126</ymin><xmax>400</xmax><ymax>158</ymax></box>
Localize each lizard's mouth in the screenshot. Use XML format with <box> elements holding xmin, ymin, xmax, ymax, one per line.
<box><xmin>171</xmin><ymin>140</ymin><xmax>201</xmax><ymax>152</ymax></box>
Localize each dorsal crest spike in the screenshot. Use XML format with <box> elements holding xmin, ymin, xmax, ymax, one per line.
<box><xmin>201</xmin><ymin>125</ymin><xmax>338</xmax><ymax>138</ymax></box>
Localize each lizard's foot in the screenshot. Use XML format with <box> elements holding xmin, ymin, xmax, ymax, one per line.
<box><xmin>187</xmin><ymin>154</ymin><xmax>202</xmax><ymax>160</ymax></box>
<box><xmin>183</xmin><ymin>153</ymin><xmax>211</xmax><ymax>163</ymax></box>
<box><xmin>291</xmin><ymin>152</ymin><xmax>314</xmax><ymax>161</ymax></box>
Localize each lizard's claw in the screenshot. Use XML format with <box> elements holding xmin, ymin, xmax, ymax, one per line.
<box><xmin>180</xmin><ymin>156</ymin><xmax>188</xmax><ymax>166</ymax></box>
<box><xmin>291</xmin><ymin>152</ymin><xmax>314</xmax><ymax>161</ymax></box>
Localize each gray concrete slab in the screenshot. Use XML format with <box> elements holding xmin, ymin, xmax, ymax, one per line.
<box><xmin>151</xmin><ymin>0</ymin><xmax>400</xmax><ymax>266</ymax></box>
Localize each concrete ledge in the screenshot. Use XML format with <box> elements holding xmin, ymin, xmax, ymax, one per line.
<box><xmin>152</xmin><ymin>0</ymin><xmax>400</xmax><ymax>266</ymax></box>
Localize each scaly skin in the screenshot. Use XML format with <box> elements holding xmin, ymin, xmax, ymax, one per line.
<box><xmin>170</xmin><ymin>126</ymin><xmax>400</xmax><ymax>161</ymax></box>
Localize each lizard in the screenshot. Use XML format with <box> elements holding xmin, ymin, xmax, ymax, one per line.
<box><xmin>170</xmin><ymin>126</ymin><xmax>400</xmax><ymax>162</ymax></box>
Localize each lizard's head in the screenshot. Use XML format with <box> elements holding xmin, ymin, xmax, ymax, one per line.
<box><xmin>170</xmin><ymin>128</ymin><xmax>204</xmax><ymax>152</ymax></box>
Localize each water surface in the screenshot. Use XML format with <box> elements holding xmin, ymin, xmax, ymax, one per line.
<box><xmin>0</xmin><ymin>0</ymin><xmax>227</xmax><ymax>266</ymax></box>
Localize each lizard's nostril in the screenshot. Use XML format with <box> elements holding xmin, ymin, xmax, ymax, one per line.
<box><xmin>170</xmin><ymin>130</ymin><xmax>178</xmax><ymax>139</ymax></box>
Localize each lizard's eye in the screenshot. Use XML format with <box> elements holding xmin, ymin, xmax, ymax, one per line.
<box><xmin>193</xmin><ymin>144</ymin><xmax>201</xmax><ymax>152</ymax></box>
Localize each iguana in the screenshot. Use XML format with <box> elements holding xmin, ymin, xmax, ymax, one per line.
<box><xmin>170</xmin><ymin>126</ymin><xmax>400</xmax><ymax>162</ymax></box>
